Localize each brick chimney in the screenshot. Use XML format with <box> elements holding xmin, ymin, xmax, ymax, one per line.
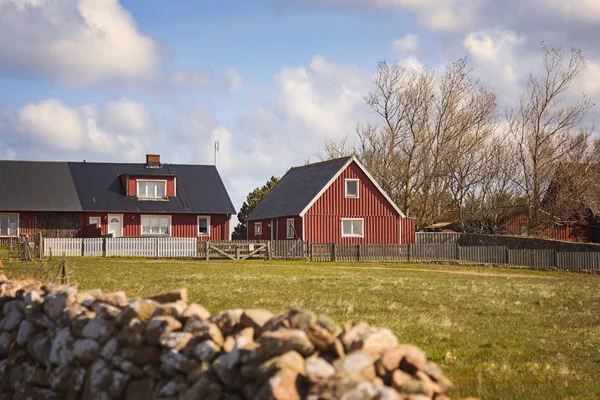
<box><xmin>146</xmin><ymin>154</ymin><xmax>161</xmax><ymax>168</ymax></box>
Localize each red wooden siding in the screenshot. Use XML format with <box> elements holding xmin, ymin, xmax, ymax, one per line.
<box><xmin>401</xmin><ymin>217</ymin><xmax>416</xmax><ymax>245</ymax></box>
<box><xmin>247</xmin><ymin>216</ymin><xmax>303</xmax><ymax>240</ymax></box>
<box><xmin>127</xmin><ymin>177</ymin><xmax>176</xmax><ymax>197</ymax></box>
<box><xmin>304</xmin><ymin>161</ymin><xmax>402</xmax><ymax>244</ymax></box>
<box><xmin>13</xmin><ymin>212</ymin><xmax>229</xmax><ymax>240</ymax></box>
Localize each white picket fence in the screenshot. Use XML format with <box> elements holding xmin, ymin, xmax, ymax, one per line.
<box><xmin>43</xmin><ymin>237</ymin><xmax>198</xmax><ymax>258</ymax></box>
<box><xmin>44</xmin><ymin>238</ymin><xmax>83</xmax><ymax>257</ymax></box>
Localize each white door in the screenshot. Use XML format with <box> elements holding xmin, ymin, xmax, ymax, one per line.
<box><xmin>107</xmin><ymin>214</ymin><xmax>123</xmax><ymax>237</ymax></box>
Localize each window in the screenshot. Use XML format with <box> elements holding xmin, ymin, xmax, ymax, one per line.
<box><xmin>255</xmin><ymin>222</ymin><xmax>262</xmax><ymax>236</ymax></box>
<box><xmin>89</xmin><ymin>217</ymin><xmax>100</xmax><ymax>227</ymax></box>
<box><xmin>286</xmin><ymin>219</ymin><xmax>295</xmax><ymax>239</ymax></box>
<box><xmin>198</xmin><ymin>216</ymin><xmax>210</xmax><ymax>236</ymax></box>
<box><xmin>0</xmin><ymin>214</ymin><xmax>18</xmax><ymax>237</ymax></box>
<box><xmin>341</xmin><ymin>218</ymin><xmax>364</xmax><ymax>237</ymax></box>
<box><xmin>141</xmin><ymin>215</ymin><xmax>171</xmax><ymax>236</ymax></box>
<box><xmin>137</xmin><ymin>180</ymin><xmax>166</xmax><ymax>200</ymax></box>
<box><xmin>345</xmin><ymin>179</ymin><xmax>359</xmax><ymax>198</ymax></box>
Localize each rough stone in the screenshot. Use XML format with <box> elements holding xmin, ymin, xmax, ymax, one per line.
<box><xmin>148</xmin><ymin>288</ymin><xmax>188</xmax><ymax>304</ymax></box>
<box><xmin>146</xmin><ymin>316</ymin><xmax>182</xmax><ymax>345</ymax></box>
<box><xmin>23</xmin><ymin>364</ymin><xmax>50</xmax><ymax>387</ymax></box>
<box><xmin>70</xmin><ymin>310</ymin><xmax>96</xmax><ymax>337</ymax></box>
<box><xmin>1</xmin><ymin>308</ymin><xmax>24</xmax><ymax>331</ymax></box>
<box><xmin>27</xmin><ymin>333</ymin><xmax>51</xmax><ymax>364</ymax></box>
<box><xmin>209</xmin><ymin>309</ymin><xmax>243</xmax><ymax>336</ymax></box>
<box><xmin>95</xmin><ymin>303</ymin><xmax>122</xmax><ymax>320</ymax></box>
<box><xmin>255</xmin><ymin>368</ymin><xmax>306</xmax><ymax>400</ymax></box>
<box><xmin>398</xmin><ymin>344</ymin><xmax>428</xmax><ymax>375</ymax></box>
<box><xmin>305</xmin><ymin>357</ymin><xmax>336</xmax><ymax>382</ymax></box>
<box><xmin>125</xmin><ymin>378</ymin><xmax>155</xmax><ymax>400</ymax></box>
<box><xmin>240</xmin><ymin>309</ymin><xmax>274</xmax><ymax>332</ymax></box>
<box><xmin>0</xmin><ymin>332</ymin><xmax>13</xmax><ymax>357</ymax></box>
<box><xmin>81</xmin><ymin>318</ymin><xmax>114</xmax><ymax>341</ymax></box>
<box><xmin>335</xmin><ymin>351</ymin><xmax>376</xmax><ymax>382</ymax></box>
<box><xmin>96</xmin><ymin>291</ymin><xmax>129</xmax><ymax>308</ymax></box>
<box><xmin>151</xmin><ymin>300</ymin><xmax>187</xmax><ymax>319</ymax></box>
<box><xmin>76</xmin><ymin>289</ymin><xmax>103</xmax><ymax>307</ymax></box>
<box><xmin>109</xmin><ymin>370</ymin><xmax>130</xmax><ymax>398</ymax></box>
<box><xmin>117</xmin><ymin>318</ymin><xmax>146</xmax><ymax>347</ymax></box>
<box><xmin>48</xmin><ymin>328</ymin><xmax>75</xmax><ymax>367</ymax></box>
<box><xmin>342</xmin><ymin>323</ymin><xmax>399</xmax><ymax>358</ymax></box>
<box><xmin>44</xmin><ymin>286</ymin><xmax>77</xmax><ymax>320</ymax></box>
<box><xmin>116</xmin><ymin>299</ymin><xmax>159</xmax><ymax>327</ymax></box>
<box><xmin>258</xmin><ymin>329</ymin><xmax>315</xmax><ymax>358</ymax></box>
<box><xmin>159</xmin><ymin>331</ymin><xmax>193</xmax><ymax>351</ymax></box>
<box><xmin>160</xmin><ymin>350</ymin><xmax>199</xmax><ymax>373</ymax></box>
<box><xmin>182</xmin><ymin>303</ymin><xmax>211</xmax><ymax>320</ymax></box>
<box><xmin>183</xmin><ymin>318</ymin><xmax>224</xmax><ymax>346</ymax></box>
<box><xmin>194</xmin><ymin>339</ymin><xmax>221</xmax><ymax>362</ymax></box>
<box><xmin>129</xmin><ymin>346</ymin><xmax>162</xmax><ymax>366</ymax></box>
<box><xmin>73</xmin><ymin>338</ymin><xmax>101</xmax><ymax>366</ymax></box>
<box><xmin>376</xmin><ymin>347</ymin><xmax>408</xmax><ymax>382</ymax></box>
<box><xmin>101</xmin><ymin>338</ymin><xmax>119</xmax><ymax>360</ymax></box>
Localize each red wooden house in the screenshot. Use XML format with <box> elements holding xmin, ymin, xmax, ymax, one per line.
<box><xmin>0</xmin><ymin>155</ymin><xmax>235</xmax><ymax>242</ymax></box>
<box><xmin>247</xmin><ymin>156</ymin><xmax>415</xmax><ymax>244</ymax></box>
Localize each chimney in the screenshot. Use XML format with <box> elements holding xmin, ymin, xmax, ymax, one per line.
<box><xmin>146</xmin><ymin>154</ymin><xmax>161</xmax><ymax>168</ymax></box>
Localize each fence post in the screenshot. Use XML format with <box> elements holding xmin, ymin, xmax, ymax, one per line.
<box><xmin>407</xmin><ymin>244</ymin><xmax>411</xmax><ymax>262</ymax></box>
<box><xmin>310</xmin><ymin>243</ymin><xmax>314</xmax><ymax>262</ymax></box>
<box><xmin>505</xmin><ymin>246</ymin><xmax>509</xmax><ymax>265</ymax></box>
<box><xmin>455</xmin><ymin>243</ymin><xmax>460</xmax><ymax>261</ymax></box>
<box><xmin>235</xmin><ymin>245</ymin><xmax>240</xmax><ymax>260</ymax></box>
<box><xmin>205</xmin><ymin>241</ymin><xmax>210</xmax><ymax>261</ymax></box>
<box><xmin>332</xmin><ymin>243</ymin><xmax>336</xmax><ymax>262</ymax></box>
<box><xmin>267</xmin><ymin>241</ymin><xmax>272</xmax><ymax>260</ymax></box>
<box><xmin>155</xmin><ymin>237</ymin><xmax>159</xmax><ymax>259</ymax></box>
<box><xmin>357</xmin><ymin>244</ymin><xmax>361</xmax><ymax>262</ymax></box>
<box><xmin>553</xmin><ymin>249</ymin><xmax>558</xmax><ymax>269</ymax></box>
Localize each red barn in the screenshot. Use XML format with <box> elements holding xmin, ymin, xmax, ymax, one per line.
<box><xmin>247</xmin><ymin>156</ymin><xmax>415</xmax><ymax>244</ymax></box>
<box><xmin>0</xmin><ymin>155</ymin><xmax>235</xmax><ymax>242</ymax></box>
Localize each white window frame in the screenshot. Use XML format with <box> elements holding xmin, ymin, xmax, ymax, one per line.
<box><xmin>286</xmin><ymin>218</ymin><xmax>295</xmax><ymax>239</ymax></box>
<box><xmin>141</xmin><ymin>215</ymin><xmax>172</xmax><ymax>236</ymax></box>
<box><xmin>0</xmin><ymin>213</ymin><xmax>19</xmax><ymax>237</ymax></box>
<box><xmin>198</xmin><ymin>216</ymin><xmax>211</xmax><ymax>237</ymax></box>
<box><xmin>89</xmin><ymin>217</ymin><xmax>101</xmax><ymax>227</ymax></box>
<box><xmin>255</xmin><ymin>222</ymin><xmax>262</xmax><ymax>236</ymax></box>
<box><xmin>136</xmin><ymin>179</ymin><xmax>168</xmax><ymax>200</ymax></box>
<box><xmin>341</xmin><ymin>218</ymin><xmax>364</xmax><ymax>238</ymax></box>
<box><xmin>345</xmin><ymin>179</ymin><xmax>360</xmax><ymax>198</ymax></box>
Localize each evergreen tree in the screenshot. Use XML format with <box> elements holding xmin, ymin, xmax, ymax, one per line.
<box><xmin>232</xmin><ymin>176</ymin><xmax>279</xmax><ymax>239</ymax></box>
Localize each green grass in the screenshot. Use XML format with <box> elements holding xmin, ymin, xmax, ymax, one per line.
<box><xmin>3</xmin><ymin>254</ymin><xmax>600</xmax><ymax>399</ymax></box>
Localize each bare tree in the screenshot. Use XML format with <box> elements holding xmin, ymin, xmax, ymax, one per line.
<box><xmin>356</xmin><ymin>58</ymin><xmax>498</xmax><ymax>228</ymax></box>
<box><xmin>507</xmin><ymin>44</ymin><xmax>595</xmax><ymax>234</ymax></box>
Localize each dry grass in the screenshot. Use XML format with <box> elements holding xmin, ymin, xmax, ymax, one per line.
<box><xmin>3</xmin><ymin>255</ymin><xmax>600</xmax><ymax>399</ymax></box>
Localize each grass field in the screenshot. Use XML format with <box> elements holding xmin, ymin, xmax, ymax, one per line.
<box><xmin>3</xmin><ymin>255</ymin><xmax>600</xmax><ymax>399</ymax></box>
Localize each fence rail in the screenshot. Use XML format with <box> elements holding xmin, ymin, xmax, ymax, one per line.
<box><xmin>39</xmin><ymin>237</ymin><xmax>600</xmax><ymax>272</ymax></box>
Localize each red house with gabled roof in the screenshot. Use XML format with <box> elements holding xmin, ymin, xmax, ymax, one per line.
<box><xmin>247</xmin><ymin>156</ymin><xmax>415</xmax><ymax>244</ymax></box>
<box><xmin>0</xmin><ymin>154</ymin><xmax>236</xmax><ymax>242</ymax></box>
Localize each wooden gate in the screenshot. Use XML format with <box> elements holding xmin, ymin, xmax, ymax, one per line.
<box><xmin>202</xmin><ymin>241</ymin><xmax>270</xmax><ymax>260</ymax></box>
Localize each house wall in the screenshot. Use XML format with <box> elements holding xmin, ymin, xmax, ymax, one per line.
<box><xmin>12</xmin><ymin>212</ymin><xmax>229</xmax><ymax>241</ymax></box>
<box><xmin>247</xmin><ymin>216</ymin><xmax>303</xmax><ymax>241</ymax></box>
<box><xmin>126</xmin><ymin>177</ymin><xmax>176</xmax><ymax>197</ymax></box>
<box><xmin>304</xmin><ymin>161</ymin><xmax>402</xmax><ymax>244</ymax></box>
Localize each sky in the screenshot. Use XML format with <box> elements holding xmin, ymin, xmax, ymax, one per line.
<box><xmin>1</xmin><ymin>0</ymin><xmax>600</xmax><ymax>218</ymax></box>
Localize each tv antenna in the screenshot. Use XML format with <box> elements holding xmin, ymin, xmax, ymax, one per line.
<box><xmin>214</xmin><ymin>140</ymin><xmax>220</xmax><ymax>167</ymax></box>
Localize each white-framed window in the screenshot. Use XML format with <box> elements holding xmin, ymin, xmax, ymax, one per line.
<box><xmin>286</xmin><ymin>218</ymin><xmax>295</xmax><ymax>239</ymax></box>
<box><xmin>341</xmin><ymin>218</ymin><xmax>364</xmax><ymax>238</ymax></box>
<box><xmin>198</xmin><ymin>216</ymin><xmax>211</xmax><ymax>236</ymax></box>
<box><xmin>255</xmin><ymin>222</ymin><xmax>262</xmax><ymax>236</ymax></box>
<box><xmin>89</xmin><ymin>217</ymin><xmax>101</xmax><ymax>227</ymax></box>
<box><xmin>345</xmin><ymin>179</ymin><xmax>359</xmax><ymax>198</ymax></box>
<box><xmin>141</xmin><ymin>215</ymin><xmax>171</xmax><ymax>236</ymax></box>
<box><xmin>0</xmin><ymin>214</ymin><xmax>18</xmax><ymax>237</ymax></box>
<box><xmin>137</xmin><ymin>180</ymin><xmax>167</xmax><ymax>200</ymax></box>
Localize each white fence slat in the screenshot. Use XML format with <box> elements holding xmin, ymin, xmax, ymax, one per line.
<box><xmin>83</xmin><ymin>238</ymin><xmax>103</xmax><ymax>257</ymax></box>
<box><xmin>43</xmin><ymin>238</ymin><xmax>82</xmax><ymax>257</ymax></box>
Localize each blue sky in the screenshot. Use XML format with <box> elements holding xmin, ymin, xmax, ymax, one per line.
<box><xmin>1</xmin><ymin>0</ymin><xmax>599</xmax><ymax>214</ymax></box>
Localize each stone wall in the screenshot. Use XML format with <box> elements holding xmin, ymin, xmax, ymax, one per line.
<box><xmin>0</xmin><ymin>275</ymin><xmax>455</xmax><ymax>399</ymax></box>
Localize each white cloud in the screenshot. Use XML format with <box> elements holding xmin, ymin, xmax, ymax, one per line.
<box><xmin>2</xmin><ymin>98</ymin><xmax>158</xmax><ymax>162</ymax></box>
<box><xmin>18</xmin><ymin>99</ymin><xmax>85</xmax><ymax>151</ymax></box>
<box><xmin>541</xmin><ymin>0</ymin><xmax>600</xmax><ymax>22</ymax></box>
<box><xmin>0</xmin><ymin>0</ymin><xmax>162</xmax><ymax>87</ymax></box>
<box><xmin>226</xmin><ymin>69</ymin><xmax>244</xmax><ymax>92</ymax></box>
<box><xmin>393</xmin><ymin>34</ymin><xmax>419</xmax><ymax>53</ymax></box>
<box><xmin>463</xmin><ymin>30</ymin><xmax>524</xmax><ymax>100</ymax></box>
<box><xmin>169</xmin><ymin>69</ymin><xmax>214</xmax><ymax>91</ymax></box>
<box><xmin>103</xmin><ymin>98</ymin><xmax>154</xmax><ymax>135</ymax></box>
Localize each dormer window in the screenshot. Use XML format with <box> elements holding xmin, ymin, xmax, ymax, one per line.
<box><xmin>137</xmin><ymin>180</ymin><xmax>166</xmax><ymax>200</ymax></box>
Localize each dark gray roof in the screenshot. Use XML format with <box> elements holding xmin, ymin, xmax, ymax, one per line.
<box><xmin>0</xmin><ymin>161</ymin><xmax>82</xmax><ymax>212</ymax></box>
<box><xmin>0</xmin><ymin>160</ymin><xmax>235</xmax><ymax>215</ymax></box>
<box><xmin>248</xmin><ymin>157</ymin><xmax>351</xmax><ymax>220</ymax></box>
